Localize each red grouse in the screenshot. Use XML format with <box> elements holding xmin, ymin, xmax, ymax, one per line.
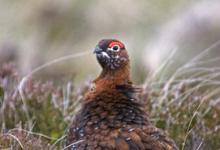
<box><xmin>66</xmin><ymin>39</ymin><xmax>177</xmax><ymax>150</ymax></box>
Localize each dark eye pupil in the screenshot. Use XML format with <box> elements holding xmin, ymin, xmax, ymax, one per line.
<box><xmin>113</xmin><ymin>46</ymin><xmax>119</xmax><ymax>51</ymax></box>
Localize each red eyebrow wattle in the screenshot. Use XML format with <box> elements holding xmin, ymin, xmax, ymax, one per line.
<box><xmin>109</xmin><ymin>41</ymin><xmax>124</xmax><ymax>48</ymax></box>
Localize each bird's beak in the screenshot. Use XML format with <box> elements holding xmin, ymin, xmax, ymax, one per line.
<box><xmin>93</xmin><ymin>46</ymin><xmax>103</xmax><ymax>54</ymax></box>
<box><xmin>93</xmin><ymin>46</ymin><xmax>110</xmax><ymax>59</ymax></box>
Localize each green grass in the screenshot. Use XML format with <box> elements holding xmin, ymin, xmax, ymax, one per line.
<box><xmin>0</xmin><ymin>41</ymin><xmax>220</xmax><ymax>149</ymax></box>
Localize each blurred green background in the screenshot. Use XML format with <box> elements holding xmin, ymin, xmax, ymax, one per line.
<box><xmin>0</xmin><ymin>0</ymin><xmax>220</xmax><ymax>84</ymax></box>
<box><xmin>1</xmin><ymin>0</ymin><xmax>220</xmax><ymax>149</ymax></box>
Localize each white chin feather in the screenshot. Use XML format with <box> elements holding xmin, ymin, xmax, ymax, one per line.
<box><xmin>101</xmin><ymin>52</ymin><xmax>110</xmax><ymax>58</ymax></box>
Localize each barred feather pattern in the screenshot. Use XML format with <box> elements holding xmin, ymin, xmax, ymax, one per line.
<box><xmin>66</xmin><ymin>39</ymin><xmax>178</xmax><ymax>150</ymax></box>
<box><xmin>66</xmin><ymin>89</ymin><xmax>177</xmax><ymax>150</ymax></box>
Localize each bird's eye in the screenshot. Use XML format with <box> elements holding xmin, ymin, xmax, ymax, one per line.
<box><xmin>113</xmin><ymin>45</ymin><xmax>119</xmax><ymax>51</ymax></box>
<box><xmin>109</xmin><ymin>45</ymin><xmax>120</xmax><ymax>52</ymax></box>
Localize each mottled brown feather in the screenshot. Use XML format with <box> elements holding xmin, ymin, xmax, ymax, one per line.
<box><xmin>66</xmin><ymin>39</ymin><xmax>178</xmax><ymax>150</ymax></box>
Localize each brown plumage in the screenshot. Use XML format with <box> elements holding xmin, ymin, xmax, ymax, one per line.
<box><xmin>66</xmin><ymin>39</ymin><xmax>178</xmax><ymax>150</ymax></box>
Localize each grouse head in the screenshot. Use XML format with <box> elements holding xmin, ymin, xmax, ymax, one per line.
<box><xmin>94</xmin><ymin>39</ymin><xmax>129</xmax><ymax>70</ymax></box>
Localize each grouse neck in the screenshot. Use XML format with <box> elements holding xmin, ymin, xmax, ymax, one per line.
<box><xmin>96</xmin><ymin>65</ymin><xmax>131</xmax><ymax>86</ymax></box>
